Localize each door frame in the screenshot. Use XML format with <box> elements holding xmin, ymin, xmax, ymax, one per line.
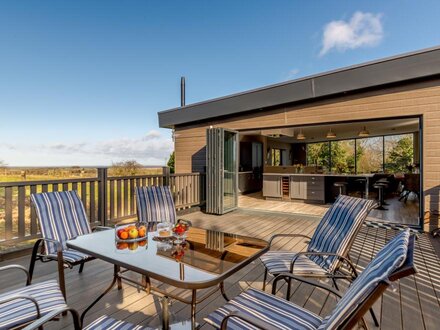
<box><xmin>206</xmin><ymin>127</ymin><xmax>239</xmax><ymax>215</ymax></box>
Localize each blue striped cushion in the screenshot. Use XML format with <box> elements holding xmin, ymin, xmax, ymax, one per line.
<box><xmin>0</xmin><ymin>280</ymin><xmax>67</xmax><ymax>329</ymax></box>
<box><xmin>31</xmin><ymin>191</ymin><xmax>91</xmax><ymax>255</ymax></box>
<box><xmin>84</xmin><ymin>315</ymin><xmax>151</xmax><ymax>330</ymax></box>
<box><xmin>260</xmin><ymin>251</ymin><xmax>328</xmax><ymax>275</ymax></box>
<box><xmin>319</xmin><ymin>229</ymin><xmax>410</xmax><ymax>330</ymax></box>
<box><xmin>307</xmin><ymin>195</ymin><xmax>374</xmax><ymax>272</ymax></box>
<box><xmin>136</xmin><ymin>186</ymin><xmax>176</xmax><ymax>224</ymax></box>
<box><xmin>205</xmin><ymin>287</ymin><xmax>322</xmax><ymax>330</ymax></box>
<box><xmin>47</xmin><ymin>248</ymin><xmax>92</xmax><ymax>264</ymax></box>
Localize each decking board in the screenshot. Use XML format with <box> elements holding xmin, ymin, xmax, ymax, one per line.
<box><xmin>0</xmin><ymin>209</ymin><xmax>439</xmax><ymax>330</ymax></box>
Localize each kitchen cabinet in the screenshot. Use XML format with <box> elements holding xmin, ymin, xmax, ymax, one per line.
<box><xmin>262</xmin><ymin>175</ymin><xmax>282</xmax><ymax>198</ymax></box>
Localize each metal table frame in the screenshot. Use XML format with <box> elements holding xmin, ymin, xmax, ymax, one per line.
<box><xmin>67</xmin><ymin>231</ymin><xmax>268</xmax><ymax>329</ymax></box>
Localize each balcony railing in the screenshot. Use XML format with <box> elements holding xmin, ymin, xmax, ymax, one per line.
<box><xmin>0</xmin><ymin>168</ymin><xmax>205</xmax><ymax>245</ymax></box>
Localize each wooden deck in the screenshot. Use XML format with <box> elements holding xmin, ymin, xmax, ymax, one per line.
<box><xmin>239</xmin><ymin>192</ymin><xmax>420</xmax><ymax>225</ymax></box>
<box><xmin>1</xmin><ymin>209</ymin><xmax>439</xmax><ymax>329</ymax></box>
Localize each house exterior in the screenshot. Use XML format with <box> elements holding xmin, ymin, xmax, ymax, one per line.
<box><xmin>158</xmin><ymin>46</ymin><xmax>440</xmax><ymax>231</ymax></box>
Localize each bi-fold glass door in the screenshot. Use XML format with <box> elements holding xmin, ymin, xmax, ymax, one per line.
<box><xmin>206</xmin><ymin>128</ymin><xmax>238</xmax><ymax>214</ymax></box>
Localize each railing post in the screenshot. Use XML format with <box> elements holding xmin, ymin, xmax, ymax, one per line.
<box><xmin>97</xmin><ymin>167</ymin><xmax>108</xmax><ymax>226</ymax></box>
<box><xmin>162</xmin><ymin>166</ymin><xmax>170</xmax><ymax>186</ymax></box>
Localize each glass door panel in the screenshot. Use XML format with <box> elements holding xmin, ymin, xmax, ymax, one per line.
<box><xmin>223</xmin><ymin>130</ymin><xmax>238</xmax><ymax>212</ymax></box>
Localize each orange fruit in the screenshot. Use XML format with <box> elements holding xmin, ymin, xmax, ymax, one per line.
<box><xmin>117</xmin><ymin>229</ymin><xmax>126</xmax><ymax>239</ymax></box>
<box><xmin>138</xmin><ymin>228</ymin><xmax>146</xmax><ymax>237</ymax></box>
<box><xmin>138</xmin><ymin>240</ymin><xmax>147</xmax><ymax>247</ymax></box>
<box><xmin>120</xmin><ymin>231</ymin><xmax>129</xmax><ymax>240</ymax></box>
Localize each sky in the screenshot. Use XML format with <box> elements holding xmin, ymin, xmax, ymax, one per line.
<box><xmin>1</xmin><ymin>0</ymin><xmax>440</xmax><ymax>167</ymax></box>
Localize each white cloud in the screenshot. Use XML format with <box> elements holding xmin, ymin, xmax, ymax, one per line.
<box><xmin>286</xmin><ymin>68</ymin><xmax>300</xmax><ymax>80</ymax></box>
<box><xmin>319</xmin><ymin>11</ymin><xmax>383</xmax><ymax>56</ymax></box>
<box><xmin>0</xmin><ymin>130</ymin><xmax>173</xmax><ymax>166</ymax></box>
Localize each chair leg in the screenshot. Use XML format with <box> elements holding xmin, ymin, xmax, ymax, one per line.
<box><xmin>262</xmin><ymin>268</ymin><xmax>268</xmax><ymax>291</ymax></box>
<box><xmin>78</xmin><ymin>262</ymin><xmax>85</xmax><ymax>274</ymax></box>
<box><xmin>331</xmin><ymin>277</ymin><xmax>340</xmax><ymax>291</ymax></box>
<box><xmin>56</xmin><ymin>251</ymin><xmax>68</xmax><ymax>316</ymax></box>
<box><xmin>28</xmin><ymin>240</ymin><xmax>42</xmax><ymax>285</ymax></box>
<box><xmin>286</xmin><ymin>276</ymin><xmax>292</xmax><ymax>300</ymax></box>
<box><xmin>369</xmin><ymin>307</ymin><xmax>380</xmax><ymax>327</ymax></box>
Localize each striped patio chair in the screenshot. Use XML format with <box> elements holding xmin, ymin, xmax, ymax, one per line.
<box><xmin>0</xmin><ymin>265</ymin><xmax>67</xmax><ymax>329</ymax></box>
<box><xmin>205</xmin><ymin>229</ymin><xmax>416</xmax><ymax>330</ymax></box>
<box><xmin>260</xmin><ymin>195</ymin><xmax>375</xmax><ymax>293</ymax></box>
<box><xmin>29</xmin><ymin>191</ymin><xmax>102</xmax><ymax>299</ymax></box>
<box><xmin>23</xmin><ymin>309</ymin><xmax>152</xmax><ymax>330</ymax></box>
<box><xmin>136</xmin><ymin>185</ymin><xmax>177</xmax><ymax>224</ymax></box>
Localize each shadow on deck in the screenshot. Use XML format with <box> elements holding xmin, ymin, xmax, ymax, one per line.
<box><xmin>1</xmin><ymin>209</ymin><xmax>439</xmax><ymax>329</ymax></box>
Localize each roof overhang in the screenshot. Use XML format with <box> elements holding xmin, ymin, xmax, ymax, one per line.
<box><xmin>158</xmin><ymin>46</ymin><xmax>440</xmax><ymax>129</ymax></box>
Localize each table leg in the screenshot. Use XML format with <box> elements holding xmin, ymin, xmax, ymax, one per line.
<box><xmin>219</xmin><ymin>282</ymin><xmax>230</xmax><ymax>301</ymax></box>
<box><xmin>191</xmin><ymin>289</ymin><xmax>196</xmax><ymax>325</ymax></box>
<box><xmin>80</xmin><ymin>264</ymin><xmax>119</xmax><ymax>326</ymax></box>
<box><xmin>161</xmin><ymin>296</ymin><xmax>170</xmax><ymax>330</ymax></box>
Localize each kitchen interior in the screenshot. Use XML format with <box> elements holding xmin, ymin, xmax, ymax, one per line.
<box><xmin>238</xmin><ymin>117</ymin><xmax>421</xmax><ymax>225</ymax></box>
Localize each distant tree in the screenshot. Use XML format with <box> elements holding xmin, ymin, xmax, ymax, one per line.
<box><xmin>307</xmin><ymin>142</ymin><xmax>330</xmax><ymax>169</ymax></box>
<box><xmin>356</xmin><ymin>137</ymin><xmax>383</xmax><ymax>173</ymax></box>
<box><xmin>167</xmin><ymin>152</ymin><xmax>175</xmax><ymax>174</ymax></box>
<box><xmin>111</xmin><ymin>160</ymin><xmax>143</xmax><ymax>176</ymax></box>
<box><xmin>330</xmin><ymin>140</ymin><xmax>356</xmax><ymax>174</ymax></box>
<box><xmin>386</xmin><ymin>136</ymin><xmax>414</xmax><ymax>172</ymax></box>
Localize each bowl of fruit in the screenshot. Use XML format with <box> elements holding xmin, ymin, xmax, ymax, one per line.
<box><xmin>172</xmin><ymin>220</ymin><xmax>190</xmax><ymax>244</ymax></box>
<box><xmin>115</xmin><ymin>222</ymin><xmax>148</xmax><ymax>243</ymax></box>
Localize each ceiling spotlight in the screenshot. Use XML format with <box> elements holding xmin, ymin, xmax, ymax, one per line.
<box><xmin>296</xmin><ymin>129</ymin><xmax>306</xmax><ymax>140</ymax></box>
<box><xmin>326</xmin><ymin>128</ymin><xmax>336</xmax><ymax>139</ymax></box>
<box><xmin>358</xmin><ymin>126</ymin><xmax>370</xmax><ymax>137</ymax></box>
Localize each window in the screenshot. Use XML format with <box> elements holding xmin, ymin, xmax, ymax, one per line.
<box><xmin>304</xmin><ymin>132</ymin><xmax>416</xmax><ymax>174</ymax></box>
<box><xmin>384</xmin><ymin>134</ymin><xmax>414</xmax><ymax>173</ymax></box>
<box><xmin>306</xmin><ymin>142</ymin><xmax>330</xmax><ymax>170</ymax></box>
<box><xmin>271</xmin><ymin>149</ymin><xmax>281</xmax><ymax>166</ymax></box>
<box><xmin>330</xmin><ymin>139</ymin><xmax>356</xmax><ymax>174</ymax></box>
<box><xmin>356</xmin><ymin>137</ymin><xmax>384</xmax><ymax>173</ymax></box>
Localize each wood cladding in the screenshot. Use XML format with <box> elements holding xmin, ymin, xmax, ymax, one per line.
<box><xmin>173</xmin><ymin>79</ymin><xmax>440</xmax><ymax>230</ymax></box>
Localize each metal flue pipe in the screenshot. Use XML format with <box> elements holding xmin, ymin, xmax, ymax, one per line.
<box><xmin>180</xmin><ymin>76</ymin><xmax>186</xmax><ymax>107</ymax></box>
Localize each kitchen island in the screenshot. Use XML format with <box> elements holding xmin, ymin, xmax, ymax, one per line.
<box><xmin>263</xmin><ymin>173</ymin><xmax>374</xmax><ymax>203</ymax></box>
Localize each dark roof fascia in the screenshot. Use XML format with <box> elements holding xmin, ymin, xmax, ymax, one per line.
<box><xmin>158</xmin><ymin>46</ymin><xmax>440</xmax><ymax>128</ymax></box>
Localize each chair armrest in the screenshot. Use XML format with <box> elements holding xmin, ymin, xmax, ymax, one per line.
<box><xmin>92</xmin><ymin>226</ymin><xmax>112</xmax><ymax>232</ymax></box>
<box><xmin>290</xmin><ymin>251</ymin><xmax>358</xmax><ymax>277</ymax></box>
<box><xmin>268</xmin><ymin>234</ymin><xmax>311</xmax><ymax>248</ymax></box>
<box><xmin>22</xmin><ymin>307</ymin><xmax>81</xmax><ymax>330</ymax></box>
<box><xmin>220</xmin><ymin>310</ymin><xmax>280</xmax><ymax>330</ymax></box>
<box><xmin>0</xmin><ymin>264</ymin><xmax>31</xmax><ymax>285</ymax></box>
<box><xmin>0</xmin><ymin>294</ymin><xmax>41</xmax><ymax>319</ymax></box>
<box><xmin>36</xmin><ymin>237</ymin><xmax>63</xmax><ymax>253</ymax></box>
<box><xmin>272</xmin><ymin>273</ymin><xmax>342</xmax><ymax>299</ymax></box>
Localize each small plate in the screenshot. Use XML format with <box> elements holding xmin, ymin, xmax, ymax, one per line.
<box><xmin>153</xmin><ymin>235</ymin><xmax>175</xmax><ymax>242</ymax></box>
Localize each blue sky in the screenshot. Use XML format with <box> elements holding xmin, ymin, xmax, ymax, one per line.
<box><xmin>1</xmin><ymin>1</ymin><xmax>439</xmax><ymax>166</ymax></box>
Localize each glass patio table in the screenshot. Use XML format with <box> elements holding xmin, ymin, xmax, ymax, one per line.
<box><xmin>66</xmin><ymin>225</ymin><xmax>269</xmax><ymax>329</ymax></box>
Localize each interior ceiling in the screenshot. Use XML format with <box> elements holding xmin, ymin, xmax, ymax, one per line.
<box><xmin>240</xmin><ymin>118</ymin><xmax>419</xmax><ymax>143</ymax></box>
